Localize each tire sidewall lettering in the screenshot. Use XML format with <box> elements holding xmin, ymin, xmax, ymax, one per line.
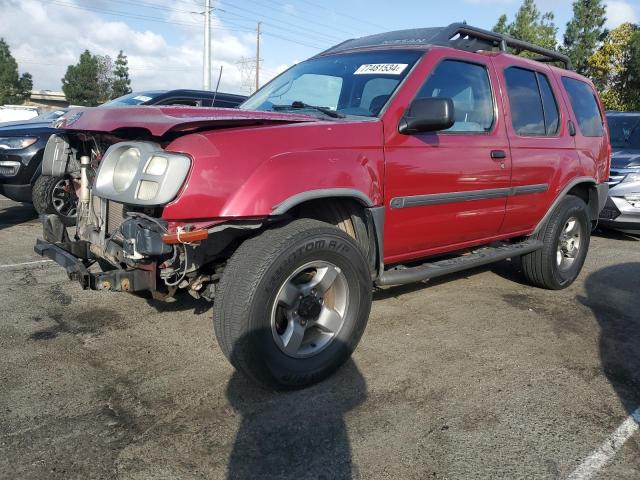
<box><xmin>266</xmin><ymin>235</ymin><xmax>352</xmax><ymax>294</ymax></box>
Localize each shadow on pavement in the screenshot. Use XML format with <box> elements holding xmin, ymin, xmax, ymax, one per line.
<box><xmin>225</xmin><ymin>359</ymin><xmax>367</xmax><ymax>480</ymax></box>
<box><xmin>593</xmin><ymin>227</ymin><xmax>640</xmax><ymax>242</ymax></box>
<box><xmin>146</xmin><ymin>291</ymin><xmax>213</xmax><ymax>315</ymax></box>
<box><xmin>0</xmin><ymin>202</ymin><xmax>38</xmax><ymax>231</ymax></box>
<box><xmin>579</xmin><ymin>263</ymin><xmax>640</xmax><ymax>416</ymax></box>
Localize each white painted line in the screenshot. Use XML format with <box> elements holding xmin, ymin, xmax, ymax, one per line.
<box><xmin>0</xmin><ymin>259</ymin><xmax>53</xmax><ymax>270</ymax></box>
<box><xmin>567</xmin><ymin>407</ymin><xmax>640</xmax><ymax>480</ymax></box>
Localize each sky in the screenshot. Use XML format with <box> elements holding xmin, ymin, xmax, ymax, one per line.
<box><xmin>0</xmin><ymin>0</ymin><xmax>638</xmax><ymax>96</ymax></box>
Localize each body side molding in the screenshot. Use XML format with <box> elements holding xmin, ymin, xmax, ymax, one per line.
<box><xmin>389</xmin><ymin>183</ymin><xmax>549</xmax><ymax>209</ymax></box>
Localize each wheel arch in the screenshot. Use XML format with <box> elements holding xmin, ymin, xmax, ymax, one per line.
<box><xmin>271</xmin><ymin>188</ymin><xmax>375</xmax><ymax>214</ymax></box>
<box><xmin>533</xmin><ymin>177</ymin><xmax>599</xmax><ymax>234</ymax></box>
<box><xmin>272</xmin><ymin>191</ymin><xmax>384</xmax><ymax>279</ymax></box>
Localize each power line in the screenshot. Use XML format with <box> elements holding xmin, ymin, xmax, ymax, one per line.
<box><xmin>294</xmin><ymin>0</ymin><xmax>387</xmax><ymax>31</ymax></box>
<box><xmin>90</xmin><ymin>0</ymin><xmax>203</xmax><ymax>16</ymax></box>
<box><xmin>245</xmin><ymin>0</ymin><xmax>366</xmax><ymax>38</ymax></box>
<box><xmin>95</xmin><ymin>0</ymin><xmax>344</xmax><ymax>46</ymax></box>
<box><xmin>214</xmin><ymin>3</ymin><xmax>344</xmax><ymax>43</ymax></box>
<box><xmin>38</xmin><ymin>0</ymin><xmax>253</xmax><ymax>33</ymax></box>
<box><xmin>38</xmin><ymin>0</ymin><xmax>327</xmax><ymax>50</ymax></box>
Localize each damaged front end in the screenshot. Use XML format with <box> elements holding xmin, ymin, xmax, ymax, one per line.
<box><xmin>35</xmin><ymin>132</ymin><xmax>260</xmax><ymax>301</ymax></box>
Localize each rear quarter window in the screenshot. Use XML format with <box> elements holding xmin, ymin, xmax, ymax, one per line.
<box><xmin>561</xmin><ymin>77</ymin><xmax>604</xmax><ymax>137</ymax></box>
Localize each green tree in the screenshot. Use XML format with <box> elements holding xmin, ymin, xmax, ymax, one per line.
<box><xmin>111</xmin><ymin>50</ymin><xmax>132</xmax><ymax>99</ymax></box>
<box><xmin>493</xmin><ymin>0</ymin><xmax>558</xmax><ymax>52</ymax></box>
<box><xmin>493</xmin><ymin>15</ymin><xmax>508</xmax><ymax>34</ymax></box>
<box><xmin>562</xmin><ymin>0</ymin><xmax>607</xmax><ymax>74</ymax></box>
<box><xmin>621</xmin><ymin>30</ymin><xmax>640</xmax><ymax>110</ymax></box>
<box><xmin>587</xmin><ymin>23</ymin><xmax>638</xmax><ymax>110</ymax></box>
<box><xmin>62</xmin><ymin>50</ymin><xmax>101</xmax><ymax>106</ymax></box>
<box><xmin>0</xmin><ymin>38</ymin><xmax>32</xmax><ymax>104</ymax></box>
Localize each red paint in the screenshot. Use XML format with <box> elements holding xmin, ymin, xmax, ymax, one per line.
<box><xmin>491</xmin><ymin>55</ymin><xmax>581</xmax><ymax>235</ymax></box>
<box><xmin>64</xmin><ymin>46</ymin><xmax>609</xmax><ymax>268</ymax></box>
<box><xmin>382</xmin><ymin>49</ymin><xmax>511</xmax><ymax>261</ymax></box>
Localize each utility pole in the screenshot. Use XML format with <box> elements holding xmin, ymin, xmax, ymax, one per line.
<box><xmin>203</xmin><ymin>0</ymin><xmax>212</xmax><ymax>90</ymax></box>
<box><xmin>255</xmin><ymin>21</ymin><xmax>261</xmax><ymax>92</ymax></box>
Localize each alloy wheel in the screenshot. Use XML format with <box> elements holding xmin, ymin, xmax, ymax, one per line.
<box><xmin>270</xmin><ymin>260</ymin><xmax>350</xmax><ymax>358</ymax></box>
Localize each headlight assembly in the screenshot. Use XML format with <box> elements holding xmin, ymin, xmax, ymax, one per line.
<box><xmin>94</xmin><ymin>141</ymin><xmax>191</xmax><ymax>206</ymax></box>
<box><xmin>113</xmin><ymin>147</ymin><xmax>140</xmax><ymax>192</ymax></box>
<box><xmin>0</xmin><ymin>137</ymin><xmax>37</xmax><ymax>150</ymax></box>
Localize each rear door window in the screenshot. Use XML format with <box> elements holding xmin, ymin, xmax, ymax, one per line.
<box><xmin>561</xmin><ymin>77</ymin><xmax>604</xmax><ymax>137</ymax></box>
<box><xmin>538</xmin><ymin>75</ymin><xmax>559</xmax><ymax>135</ymax></box>
<box><xmin>504</xmin><ymin>67</ymin><xmax>559</xmax><ymax>136</ymax></box>
<box><xmin>416</xmin><ymin>59</ymin><xmax>494</xmax><ymax>133</ymax></box>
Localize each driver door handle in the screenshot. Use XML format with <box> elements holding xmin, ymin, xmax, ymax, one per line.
<box><xmin>490</xmin><ymin>150</ymin><xmax>507</xmax><ymax>159</ymax></box>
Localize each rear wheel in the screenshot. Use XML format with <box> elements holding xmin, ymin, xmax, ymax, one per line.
<box><xmin>521</xmin><ymin>195</ymin><xmax>590</xmax><ymax>289</ymax></box>
<box><xmin>32</xmin><ymin>175</ymin><xmax>77</xmax><ymax>226</ymax></box>
<box><xmin>214</xmin><ymin>219</ymin><xmax>372</xmax><ymax>389</ymax></box>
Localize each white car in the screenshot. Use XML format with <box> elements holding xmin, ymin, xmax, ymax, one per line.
<box><xmin>600</xmin><ymin>112</ymin><xmax>640</xmax><ymax>233</ymax></box>
<box><xmin>0</xmin><ymin>105</ymin><xmax>39</xmax><ymax>123</ymax></box>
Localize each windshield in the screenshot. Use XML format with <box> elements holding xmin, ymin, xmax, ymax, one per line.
<box><xmin>35</xmin><ymin>110</ymin><xmax>68</xmax><ymax>121</ymax></box>
<box><xmin>100</xmin><ymin>91</ymin><xmax>165</xmax><ymax>107</ymax></box>
<box><xmin>240</xmin><ymin>50</ymin><xmax>423</xmax><ymax>118</ymax></box>
<box><xmin>607</xmin><ymin>115</ymin><xmax>640</xmax><ymax>149</ymax></box>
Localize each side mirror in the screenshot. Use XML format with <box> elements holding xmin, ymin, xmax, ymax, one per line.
<box><xmin>398</xmin><ymin>97</ymin><xmax>455</xmax><ymax>134</ymax></box>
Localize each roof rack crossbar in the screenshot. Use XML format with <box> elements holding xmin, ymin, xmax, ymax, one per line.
<box><xmin>316</xmin><ymin>22</ymin><xmax>572</xmax><ymax>70</ymax></box>
<box><xmin>441</xmin><ymin>23</ymin><xmax>571</xmax><ymax>69</ymax></box>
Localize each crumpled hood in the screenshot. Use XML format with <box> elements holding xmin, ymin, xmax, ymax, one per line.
<box><xmin>611</xmin><ymin>148</ymin><xmax>640</xmax><ymax>169</ymax></box>
<box><xmin>56</xmin><ymin>106</ymin><xmax>318</xmax><ymax>137</ymax></box>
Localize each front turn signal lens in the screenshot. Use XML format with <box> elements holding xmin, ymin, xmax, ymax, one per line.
<box><xmin>136</xmin><ymin>180</ymin><xmax>159</xmax><ymax>201</ymax></box>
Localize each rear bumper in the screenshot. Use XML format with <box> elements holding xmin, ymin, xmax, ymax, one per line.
<box><xmin>34</xmin><ymin>238</ymin><xmax>156</xmax><ymax>292</ymax></box>
<box><xmin>598</xmin><ymin>182</ymin><xmax>640</xmax><ymax>232</ymax></box>
<box><xmin>596</xmin><ymin>182</ymin><xmax>609</xmax><ymax>214</ymax></box>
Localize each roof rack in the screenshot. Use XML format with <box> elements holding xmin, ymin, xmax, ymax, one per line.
<box><xmin>317</xmin><ymin>22</ymin><xmax>572</xmax><ymax>70</ymax></box>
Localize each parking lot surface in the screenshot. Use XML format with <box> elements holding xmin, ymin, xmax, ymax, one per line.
<box><xmin>1</xmin><ymin>195</ymin><xmax>639</xmax><ymax>480</ymax></box>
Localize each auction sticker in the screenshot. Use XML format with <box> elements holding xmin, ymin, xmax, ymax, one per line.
<box><xmin>354</xmin><ymin>63</ymin><xmax>408</xmax><ymax>75</ymax></box>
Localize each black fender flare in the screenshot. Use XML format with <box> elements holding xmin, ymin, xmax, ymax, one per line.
<box><xmin>533</xmin><ymin>177</ymin><xmax>607</xmax><ymax>234</ymax></box>
<box><xmin>271</xmin><ymin>189</ymin><xmax>385</xmax><ymax>278</ymax></box>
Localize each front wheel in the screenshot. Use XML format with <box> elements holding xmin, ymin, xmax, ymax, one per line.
<box><xmin>31</xmin><ymin>175</ymin><xmax>77</xmax><ymax>226</ymax></box>
<box><xmin>214</xmin><ymin>219</ymin><xmax>372</xmax><ymax>389</ymax></box>
<box><xmin>521</xmin><ymin>195</ymin><xmax>591</xmax><ymax>290</ymax></box>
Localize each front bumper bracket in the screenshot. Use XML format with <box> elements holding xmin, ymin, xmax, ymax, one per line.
<box><xmin>35</xmin><ymin>238</ymin><xmax>155</xmax><ymax>292</ymax></box>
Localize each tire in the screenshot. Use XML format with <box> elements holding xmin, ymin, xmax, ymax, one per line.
<box><xmin>32</xmin><ymin>175</ymin><xmax>77</xmax><ymax>226</ymax></box>
<box><xmin>521</xmin><ymin>195</ymin><xmax>591</xmax><ymax>290</ymax></box>
<box><xmin>214</xmin><ymin>218</ymin><xmax>372</xmax><ymax>389</ymax></box>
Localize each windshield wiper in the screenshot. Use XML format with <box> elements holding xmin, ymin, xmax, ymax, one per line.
<box><xmin>274</xmin><ymin>101</ymin><xmax>345</xmax><ymax>119</ymax></box>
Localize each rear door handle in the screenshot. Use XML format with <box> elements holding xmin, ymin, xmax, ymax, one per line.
<box><xmin>490</xmin><ymin>150</ymin><xmax>507</xmax><ymax>159</ymax></box>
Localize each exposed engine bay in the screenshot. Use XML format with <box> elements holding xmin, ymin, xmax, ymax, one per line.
<box><xmin>37</xmin><ymin>132</ymin><xmax>262</xmax><ymax>302</ymax></box>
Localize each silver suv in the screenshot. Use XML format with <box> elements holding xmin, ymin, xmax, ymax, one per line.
<box><xmin>600</xmin><ymin>112</ymin><xmax>640</xmax><ymax>233</ymax></box>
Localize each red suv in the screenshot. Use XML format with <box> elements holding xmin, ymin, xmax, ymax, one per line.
<box><xmin>36</xmin><ymin>24</ymin><xmax>610</xmax><ymax>389</ymax></box>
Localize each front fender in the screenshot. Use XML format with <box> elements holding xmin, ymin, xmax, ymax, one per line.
<box><xmin>161</xmin><ymin>121</ymin><xmax>385</xmax><ymax>221</ymax></box>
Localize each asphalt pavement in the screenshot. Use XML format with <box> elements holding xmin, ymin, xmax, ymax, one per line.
<box><xmin>1</xmin><ymin>195</ymin><xmax>639</xmax><ymax>480</ymax></box>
